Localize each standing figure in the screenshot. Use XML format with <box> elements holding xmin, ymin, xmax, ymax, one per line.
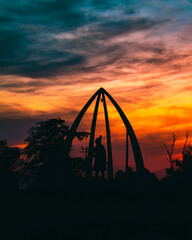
<box><xmin>93</xmin><ymin>135</ymin><xmax>106</xmax><ymax>180</ymax></box>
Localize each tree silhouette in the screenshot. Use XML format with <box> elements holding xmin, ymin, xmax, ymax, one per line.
<box><xmin>181</xmin><ymin>131</ymin><xmax>192</xmax><ymax>169</ymax></box>
<box><xmin>164</xmin><ymin>133</ymin><xmax>176</xmax><ymax>176</ymax></box>
<box><xmin>174</xmin><ymin>131</ymin><xmax>192</xmax><ymax>171</ymax></box>
<box><xmin>22</xmin><ymin>118</ymin><xmax>89</xmax><ymax>188</ymax></box>
<box><xmin>164</xmin><ymin>132</ymin><xmax>192</xmax><ymax>178</ymax></box>
<box><xmin>0</xmin><ymin>139</ymin><xmax>21</xmax><ymax>188</ymax></box>
<box><xmin>164</xmin><ymin>133</ymin><xmax>176</xmax><ymax>168</ymax></box>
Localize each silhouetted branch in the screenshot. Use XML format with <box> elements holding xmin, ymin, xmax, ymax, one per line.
<box><xmin>164</xmin><ymin>133</ymin><xmax>176</xmax><ymax>167</ymax></box>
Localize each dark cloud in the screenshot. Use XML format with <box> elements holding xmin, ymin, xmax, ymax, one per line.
<box><xmin>0</xmin><ymin>0</ymin><xmax>191</xmax><ymax>95</ymax></box>
<box><xmin>98</xmin><ymin>18</ymin><xmax>157</xmax><ymax>38</ymax></box>
<box><xmin>0</xmin><ymin>29</ymin><xmax>25</xmax><ymax>60</ymax></box>
<box><xmin>145</xmin><ymin>52</ymin><xmax>190</xmax><ymax>65</ymax></box>
<box><xmin>0</xmin><ymin>55</ymin><xmax>85</xmax><ymax>78</ymax></box>
<box><xmin>4</xmin><ymin>0</ymin><xmax>87</xmax><ymax>28</ymax></box>
<box><xmin>0</xmin><ymin>102</ymin><xmax>79</xmax><ymax>121</ymax></box>
<box><xmin>0</xmin><ymin>103</ymin><xmax>30</xmax><ymax>119</ymax></box>
<box><xmin>0</xmin><ymin>0</ymin><xmax>90</xmax><ymax>78</ymax></box>
<box><xmin>0</xmin><ymin>79</ymin><xmax>49</xmax><ymax>93</ymax></box>
<box><xmin>0</xmin><ymin>0</ymin><xmax>165</xmax><ymax>82</ymax></box>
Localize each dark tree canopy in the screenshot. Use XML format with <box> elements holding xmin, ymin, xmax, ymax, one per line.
<box><xmin>23</xmin><ymin>118</ymin><xmax>89</xmax><ymax>188</ymax></box>
<box><xmin>24</xmin><ymin>118</ymin><xmax>89</xmax><ymax>161</ymax></box>
<box><xmin>24</xmin><ymin>118</ymin><xmax>69</xmax><ymax>163</ymax></box>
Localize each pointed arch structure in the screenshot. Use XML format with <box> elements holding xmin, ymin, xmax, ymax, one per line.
<box><xmin>65</xmin><ymin>88</ymin><xmax>145</xmax><ymax>180</ymax></box>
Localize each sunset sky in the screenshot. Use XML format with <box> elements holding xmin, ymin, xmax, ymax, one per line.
<box><xmin>1</xmin><ymin>0</ymin><xmax>192</xmax><ymax>175</ymax></box>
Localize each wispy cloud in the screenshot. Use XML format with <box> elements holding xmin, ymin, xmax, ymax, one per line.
<box><xmin>0</xmin><ymin>0</ymin><xmax>183</xmax><ymax>80</ymax></box>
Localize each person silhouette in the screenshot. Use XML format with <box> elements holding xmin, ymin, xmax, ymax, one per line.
<box><xmin>93</xmin><ymin>135</ymin><xmax>106</xmax><ymax>180</ymax></box>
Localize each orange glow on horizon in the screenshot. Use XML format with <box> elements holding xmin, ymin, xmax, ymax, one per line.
<box><xmin>12</xmin><ymin>144</ymin><xmax>27</xmax><ymax>149</ymax></box>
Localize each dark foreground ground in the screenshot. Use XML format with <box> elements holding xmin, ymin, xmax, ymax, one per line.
<box><xmin>1</xmin><ymin>177</ymin><xmax>192</xmax><ymax>240</ymax></box>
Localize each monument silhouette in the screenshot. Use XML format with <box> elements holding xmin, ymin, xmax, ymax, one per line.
<box><xmin>65</xmin><ymin>87</ymin><xmax>145</xmax><ymax>180</ymax></box>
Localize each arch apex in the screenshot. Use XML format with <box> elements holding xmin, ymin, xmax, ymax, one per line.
<box><xmin>98</xmin><ymin>87</ymin><xmax>105</xmax><ymax>92</ymax></box>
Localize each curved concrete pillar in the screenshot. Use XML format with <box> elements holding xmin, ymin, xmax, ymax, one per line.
<box><xmin>102</xmin><ymin>92</ymin><xmax>113</xmax><ymax>180</ymax></box>
<box><xmin>64</xmin><ymin>88</ymin><xmax>102</xmax><ymax>158</ymax></box>
<box><xmin>87</xmin><ymin>93</ymin><xmax>101</xmax><ymax>178</ymax></box>
<box><xmin>102</xmin><ymin>88</ymin><xmax>145</xmax><ymax>172</ymax></box>
<box><xmin>126</xmin><ymin>130</ymin><xmax>129</xmax><ymax>173</ymax></box>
